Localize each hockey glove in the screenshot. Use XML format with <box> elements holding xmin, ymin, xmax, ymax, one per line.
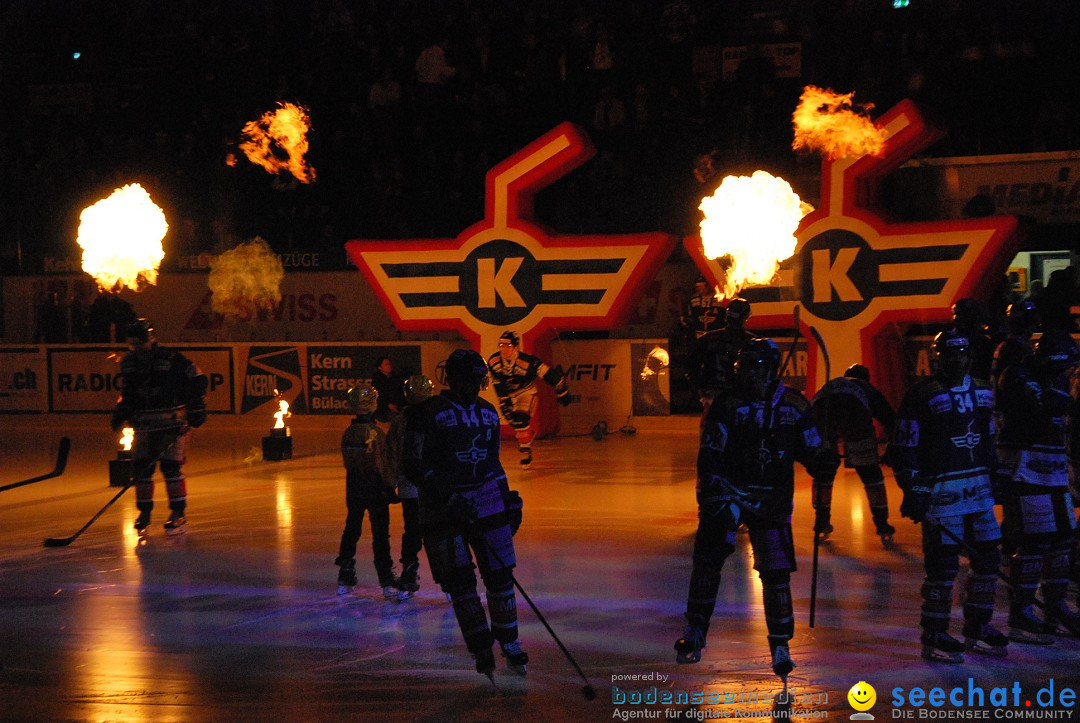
<box><xmin>555</xmin><ymin>388</ymin><xmax>573</xmax><ymax>407</ymax></box>
<box><xmin>187</xmin><ymin>405</ymin><xmax>207</xmax><ymax>429</ymax></box>
<box><xmin>507</xmin><ymin>411</ymin><xmax>531</xmax><ymax>429</ymax></box>
<box><xmin>445</xmin><ymin>492</ymin><xmax>478</xmax><ymax>525</ymax></box>
<box><xmin>499</xmin><ymin>398</ymin><xmax>513</xmax><ymax>418</ymax></box>
<box><xmin>504</xmin><ymin>489</ymin><xmax>523</xmax><ymax>535</ymax></box>
<box><xmin>900</xmin><ymin>484</ymin><xmax>933</xmax><ymax>524</ymax></box>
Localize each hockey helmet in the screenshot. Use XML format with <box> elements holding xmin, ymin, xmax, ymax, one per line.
<box><xmin>1006</xmin><ymin>300</ymin><xmax>1039</xmax><ymax>331</ymax></box>
<box><xmin>951</xmin><ymin>297</ymin><xmax>985</xmax><ymax>327</ymax></box>
<box><xmin>498</xmin><ymin>330</ymin><xmax>520</xmax><ymax>348</ymax></box>
<box><xmin>1034</xmin><ymin>332</ymin><xmax>1080</xmax><ymax>372</ymax></box>
<box><xmin>735</xmin><ymin>338</ymin><xmax>781</xmax><ymax>379</ymax></box>
<box><xmin>932</xmin><ymin>329</ymin><xmax>970</xmax><ymax>357</ymax></box>
<box><xmin>444</xmin><ymin>348</ymin><xmax>490</xmax><ymax>390</ymax></box>
<box><xmin>403</xmin><ymin>374</ymin><xmax>434</xmax><ymax>405</ymax></box>
<box><xmin>347</xmin><ymin>384</ymin><xmax>379</xmax><ymax>415</ymax></box>
<box><xmin>932</xmin><ymin>330</ymin><xmax>971</xmax><ymax>382</ymax></box>
<box><xmin>125</xmin><ymin>318</ymin><xmax>154</xmax><ymax>343</ymax></box>
<box><xmin>844</xmin><ymin>364</ymin><xmax>870</xmax><ymax>382</ymax></box>
<box><xmin>726</xmin><ymin>298</ymin><xmax>752</xmax><ymax>324</ymax></box>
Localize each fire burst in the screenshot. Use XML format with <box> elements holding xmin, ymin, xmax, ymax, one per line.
<box><xmin>273</xmin><ymin>398</ymin><xmax>291</xmax><ymax>429</ymax></box>
<box><xmin>792</xmin><ymin>85</ymin><xmax>887</xmax><ymax>160</ymax></box>
<box><xmin>239</xmin><ymin>102</ymin><xmax>316</xmax><ymax>183</ymax></box>
<box><xmin>699</xmin><ymin>171</ymin><xmax>811</xmax><ymax>299</ymax></box>
<box><xmin>77</xmin><ymin>184</ymin><xmax>168</xmax><ymax>292</ymax></box>
<box><xmin>208</xmin><ymin>237</ymin><xmax>284</xmax><ymax>320</ymax></box>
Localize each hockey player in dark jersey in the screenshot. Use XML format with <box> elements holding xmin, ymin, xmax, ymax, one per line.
<box><xmin>680</xmin><ymin>276</ymin><xmax>725</xmax><ymax>340</ymax></box>
<box><xmin>335</xmin><ymin>384</ymin><xmax>398</xmax><ymax>598</ymax></box>
<box><xmin>991</xmin><ymin>301</ymin><xmax>1039</xmax><ymax>386</ymax></box>
<box><xmin>685</xmin><ymin>297</ymin><xmax>755</xmax><ymax>416</ymax></box>
<box><xmin>111</xmin><ymin>318</ymin><xmax>207</xmax><ymax>536</ymax></box>
<box><xmin>487</xmin><ymin>330</ymin><xmax>572</xmax><ymax>469</ymax></box>
<box><xmin>674</xmin><ymin>338</ymin><xmax>840</xmax><ymax>682</ymax></box>
<box><xmin>811</xmin><ymin>364</ymin><xmax>897</xmax><ymax>543</ymax></box>
<box><xmin>888</xmin><ymin>330</ymin><xmax>1007</xmax><ymax>663</ymax></box>
<box><xmin>384</xmin><ymin>374</ymin><xmax>434</xmax><ymax>600</ymax></box>
<box><xmin>407</xmin><ymin>349</ymin><xmax>527</xmax><ymax>679</ymax></box>
<box><xmin>996</xmin><ymin>331</ymin><xmax>1080</xmax><ymax>642</ymax></box>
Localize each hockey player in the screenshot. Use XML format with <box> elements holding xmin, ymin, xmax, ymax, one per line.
<box><xmin>406</xmin><ymin>349</ymin><xmax>527</xmax><ymax>679</ymax></box>
<box><xmin>991</xmin><ymin>300</ymin><xmax>1039</xmax><ymax>386</ymax></box>
<box><xmin>685</xmin><ymin>297</ymin><xmax>754</xmax><ymax>415</ymax></box>
<box><xmin>674</xmin><ymin>338</ymin><xmax>840</xmax><ymax>681</ymax></box>
<box><xmin>487</xmin><ymin>331</ymin><xmax>572</xmax><ymax>468</ymax></box>
<box><xmin>385</xmin><ymin>374</ymin><xmax>434</xmax><ymax>600</ymax></box>
<box><xmin>680</xmin><ymin>276</ymin><xmax>725</xmax><ymax>340</ymax></box>
<box><xmin>111</xmin><ymin>318</ymin><xmax>207</xmax><ymax>536</ymax></box>
<box><xmin>335</xmin><ymin>384</ymin><xmax>398</xmax><ymax>598</ymax></box>
<box><xmin>996</xmin><ymin>331</ymin><xmax>1080</xmax><ymax>642</ymax></box>
<box><xmin>810</xmin><ymin>364</ymin><xmax>897</xmax><ymax>543</ymax></box>
<box><xmin>888</xmin><ymin>330</ymin><xmax>1007</xmax><ymax>663</ymax></box>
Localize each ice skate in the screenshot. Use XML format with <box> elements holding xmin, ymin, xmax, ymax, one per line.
<box><xmin>134</xmin><ymin>510</ymin><xmax>151</xmax><ymax>536</ymax></box>
<box><xmin>519</xmin><ymin>446</ymin><xmax>532</xmax><ymax>469</ymax></box>
<box><xmin>1008</xmin><ymin>606</ymin><xmax>1054</xmax><ymax>645</ymax></box>
<box><xmin>379</xmin><ymin>568</ymin><xmax>398</xmax><ymax>599</ymax></box>
<box><xmin>770</xmin><ymin>644</ymin><xmax>795</xmax><ymax>681</ymax></box>
<box><xmin>875</xmin><ymin>521</ymin><xmax>896</xmax><ymax>545</ymax></box>
<box><xmin>163</xmin><ymin>511</ymin><xmax>186</xmax><ymax>536</ymax></box>
<box><xmin>396</xmin><ymin>562</ymin><xmax>420</xmax><ymax>601</ymax></box>
<box><xmin>473</xmin><ymin>648</ymin><xmax>496</xmax><ymax>684</ymax></box>
<box><xmin>962</xmin><ymin>622</ymin><xmax>1008</xmax><ymax>657</ymax></box>
<box><xmin>500</xmin><ymin>641</ymin><xmax>528</xmax><ymax>675</ymax></box>
<box><xmin>1044</xmin><ymin>599</ymin><xmax>1080</xmax><ymax>637</ymax></box>
<box><xmin>335</xmin><ymin>557</ymin><xmax>357</xmax><ymax>595</ymax></box>
<box><xmin>920</xmin><ymin>631</ymin><xmax>965</xmax><ymax>663</ymax></box>
<box><xmin>674</xmin><ymin>625</ymin><xmax>706</xmax><ymax>664</ymax></box>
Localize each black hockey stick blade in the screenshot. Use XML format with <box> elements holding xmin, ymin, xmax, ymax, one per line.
<box><xmin>44</xmin><ymin>484</ymin><xmax>131</xmax><ymax>547</ymax></box>
<box><xmin>43</xmin><ymin>429</ymin><xmax>184</xmax><ymax>548</ymax></box>
<box><xmin>0</xmin><ymin>437</ymin><xmax>71</xmax><ymax>493</ymax></box>
<box><xmin>809</xmin><ymin>325</ymin><xmax>831</xmax><ymax>382</ymax></box>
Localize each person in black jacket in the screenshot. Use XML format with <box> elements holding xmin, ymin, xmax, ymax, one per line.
<box><xmin>111</xmin><ymin>318</ymin><xmax>207</xmax><ymax>536</ymax></box>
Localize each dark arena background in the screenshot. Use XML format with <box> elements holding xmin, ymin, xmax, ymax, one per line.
<box><xmin>2</xmin><ymin>1</ymin><xmax>1080</xmax><ymax>721</ymax></box>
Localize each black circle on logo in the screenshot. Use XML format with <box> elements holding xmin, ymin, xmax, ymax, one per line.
<box><xmin>462</xmin><ymin>239</ymin><xmax>540</xmax><ymax>325</ymax></box>
<box><xmin>797</xmin><ymin>229</ymin><xmax>873</xmax><ymax>321</ymax></box>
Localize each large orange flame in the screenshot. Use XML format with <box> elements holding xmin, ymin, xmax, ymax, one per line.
<box><xmin>699</xmin><ymin>171</ymin><xmax>811</xmax><ymax>299</ymax></box>
<box><xmin>77</xmin><ymin>184</ymin><xmax>168</xmax><ymax>292</ymax></box>
<box><xmin>239</xmin><ymin>102</ymin><xmax>316</xmax><ymax>183</ymax></box>
<box><xmin>792</xmin><ymin>85</ymin><xmax>887</xmax><ymax>160</ymax></box>
<box><xmin>208</xmin><ymin>237</ymin><xmax>285</xmax><ymax>320</ymax></box>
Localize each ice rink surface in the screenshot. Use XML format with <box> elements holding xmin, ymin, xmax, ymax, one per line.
<box><xmin>1</xmin><ymin>417</ymin><xmax>1078</xmax><ymax>722</ymax></box>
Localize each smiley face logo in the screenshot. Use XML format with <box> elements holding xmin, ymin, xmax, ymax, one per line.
<box><xmin>848</xmin><ymin>681</ymin><xmax>877</xmax><ymax>712</ymax></box>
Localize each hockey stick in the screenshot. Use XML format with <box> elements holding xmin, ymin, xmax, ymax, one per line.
<box><xmin>43</xmin><ymin>431</ymin><xmax>182</xmax><ymax>548</ymax></box>
<box><xmin>0</xmin><ymin>437</ymin><xmax>70</xmax><ymax>493</ymax></box>
<box><xmin>924</xmin><ymin>514</ymin><xmax>1080</xmax><ymax>638</ymax></box>
<box><xmin>480</xmin><ymin>535</ymin><xmax>597</xmax><ymax>700</ymax></box>
<box><xmin>809</xmin><ymin>325</ymin><xmax>830</xmax><ymax>383</ymax></box>
<box><xmin>779</xmin><ymin>305</ymin><xmax>801</xmax><ymax>379</ymax></box>
<box><xmin>808</xmin><ymin>325</ymin><xmax>831</xmax><ymax>628</ymax></box>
